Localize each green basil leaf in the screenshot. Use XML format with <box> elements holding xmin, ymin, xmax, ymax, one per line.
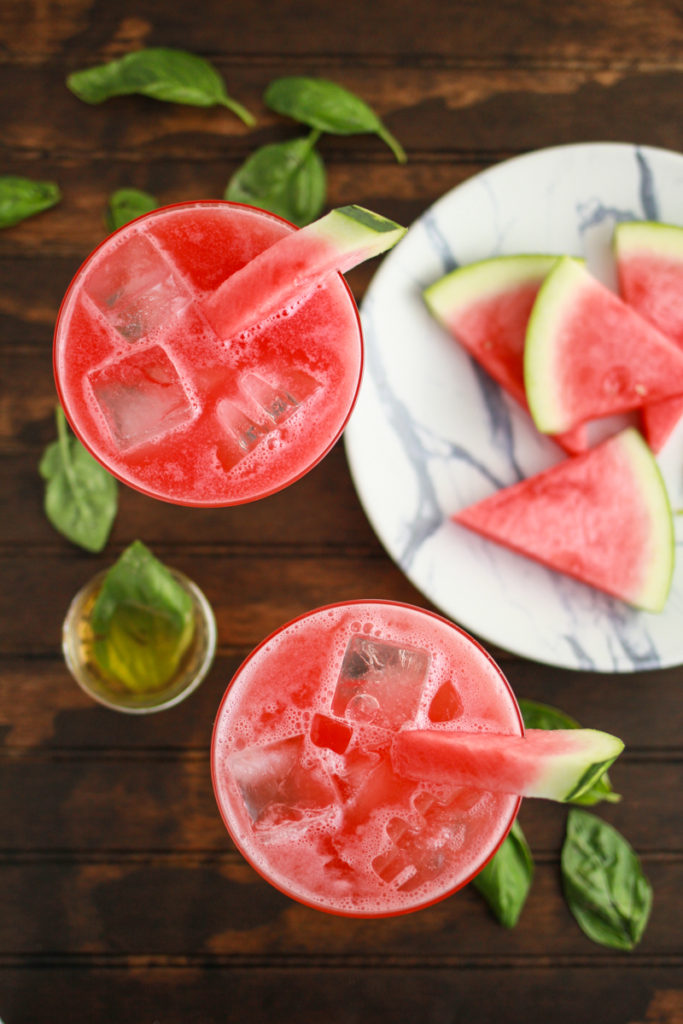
<box><xmin>264</xmin><ymin>76</ymin><xmax>406</xmax><ymax>163</ymax></box>
<box><xmin>67</xmin><ymin>48</ymin><xmax>255</xmax><ymax>125</ymax></box>
<box><xmin>91</xmin><ymin>540</ymin><xmax>195</xmax><ymax>692</ymax></box>
<box><xmin>0</xmin><ymin>176</ymin><xmax>61</xmax><ymax>229</ymax></box>
<box><xmin>519</xmin><ymin>698</ymin><xmax>620</xmax><ymax>804</ymax></box>
<box><xmin>472</xmin><ymin>820</ymin><xmax>534</xmax><ymax>928</ymax></box>
<box><xmin>106</xmin><ymin>188</ymin><xmax>158</xmax><ymax>231</ymax></box>
<box><xmin>39</xmin><ymin>406</ymin><xmax>117</xmax><ymax>553</ymax></box>
<box><xmin>225</xmin><ymin>132</ymin><xmax>326</xmax><ymax>226</ymax></box>
<box><xmin>561</xmin><ymin>809</ymin><xmax>652</xmax><ymax>950</ymax></box>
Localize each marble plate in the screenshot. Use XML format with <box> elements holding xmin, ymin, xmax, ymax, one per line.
<box><xmin>344</xmin><ymin>142</ymin><xmax>683</xmax><ymax>672</ymax></box>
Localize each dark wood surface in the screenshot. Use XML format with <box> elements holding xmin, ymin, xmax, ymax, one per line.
<box><xmin>2</xmin><ymin>2</ymin><xmax>682</xmax><ymax>1022</ymax></box>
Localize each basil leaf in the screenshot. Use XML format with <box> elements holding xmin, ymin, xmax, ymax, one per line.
<box><xmin>472</xmin><ymin>820</ymin><xmax>534</xmax><ymax>928</ymax></box>
<box><xmin>519</xmin><ymin>699</ymin><xmax>620</xmax><ymax>805</ymax></box>
<box><xmin>91</xmin><ymin>540</ymin><xmax>195</xmax><ymax>692</ymax></box>
<box><xmin>561</xmin><ymin>809</ymin><xmax>652</xmax><ymax>950</ymax></box>
<box><xmin>67</xmin><ymin>48</ymin><xmax>255</xmax><ymax>125</ymax></box>
<box><xmin>264</xmin><ymin>76</ymin><xmax>406</xmax><ymax>163</ymax></box>
<box><xmin>225</xmin><ymin>132</ymin><xmax>326</xmax><ymax>226</ymax></box>
<box><xmin>0</xmin><ymin>176</ymin><xmax>61</xmax><ymax>229</ymax></box>
<box><xmin>39</xmin><ymin>406</ymin><xmax>117</xmax><ymax>553</ymax></box>
<box><xmin>106</xmin><ymin>188</ymin><xmax>158</xmax><ymax>231</ymax></box>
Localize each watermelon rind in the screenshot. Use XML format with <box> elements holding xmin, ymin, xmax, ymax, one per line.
<box><xmin>205</xmin><ymin>204</ymin><xmax>405</xmax><ymax>339</ymax></box>
<box><xmin>616</xmin><ymin>428</ymin><xmax>675</xmax><ymax>612</ymax></box>
<box><xmin>523</xmin><ymin>255</ymin><xmax>587</xmax><ymax>433</ymax></box>
<box><xmin>614</xmin><ymin>220</ymin><xmax>683</xmax><ymax>262</ymax></box>
<box><xmin>391</xmin><ymin>728</ymin><xmax>625</xmax><ymax>803</ymax></box>
<box><xmin>614</xmin><ymin>220</ymin><xmax>683</xmax><ymax>452</ymax></box>
<box><xmin>423</xmin><ymin>254</ymin><xmax>559</xmax><ymax>322</ymax></box>
<box><xmin>453</xmin><ymin>428</ymin><xmax>674</xmax><ymax>613</ymax></box>
<box><xmin>423</xmin><ymin>254</ymin><xmax>589</xmax><ymax>454</ymax></box>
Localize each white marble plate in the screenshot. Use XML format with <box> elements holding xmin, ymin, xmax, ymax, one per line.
<box><xmin>344</xmin><ymin>143</ymin><xmax>683</xmax><ymax>672</ymax></box>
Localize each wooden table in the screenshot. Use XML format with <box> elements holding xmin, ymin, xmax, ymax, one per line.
<box><xmin>2</xmin><ymin>2</ymin><xmax>682</xmax><ymax>1021</ymax></box>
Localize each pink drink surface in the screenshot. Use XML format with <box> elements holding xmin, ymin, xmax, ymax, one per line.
<box><xmin>53</xmin><ymin>202</ymin><xmax>363</xmax><ymax>506</ymax></box>
<box><xmin>211</xmin><ymin>601</ymin><xmax>523</xmax><ymax>917</ymax></box>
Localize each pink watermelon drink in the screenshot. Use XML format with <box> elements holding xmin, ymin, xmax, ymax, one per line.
<box><xmin>53</xmin><ymin>202</ymin><xmax>401</xmax><ymax>506</ymax></box>
<box><xmin>211</xmin><ymin>600</ymin><xmax>524</xmax><ymax>917</ymax></box>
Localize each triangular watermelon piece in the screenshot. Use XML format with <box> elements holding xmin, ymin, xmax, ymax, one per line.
<box><xmin>524</xmin><ymin>257</ymin><xmax>683</xmax><ymax>435</ymax></box>
<box><xmin>614</xmin><ymin>221</ymin><xmax>683</xmax><ymax>452</ymax></box>
<box><xmin>204</xmin><ymin>204</ymin><xmax>406</xmax><ymax>339</ymax></box>
<box><xmin>453</xmin><ymin>427</ymin><xmax>674</xmax><ymax>611</ymax></box>
<box><xmin>423</xmin><ymin>255</ymin><xmax>587</xmax><ymax>454</ymax></box>
<box><xmin>392</xmin><ymin>728</ymin><xmax>624</xmax><ymax>802</ymax></box>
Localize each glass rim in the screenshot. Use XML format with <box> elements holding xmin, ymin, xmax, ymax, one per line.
<box><xmin>52</xmin><ymin>199</ymin><xmax>365</xmax><ymax>508</ymax></box>
<box><xmin>210</xmin><ymin>598</ymin><xmax>523</xmax><ymax>918</ymax></box>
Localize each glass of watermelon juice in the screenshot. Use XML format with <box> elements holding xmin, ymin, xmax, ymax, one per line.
<box><xmin>211</xmin><ymin>600</ymin><xmax>523</xmax><ymax>917</ymax></box>
<box><xmin>53</xmin><ymin>201</ymin><xmax>364</xmax><ymax>507</ymax></box>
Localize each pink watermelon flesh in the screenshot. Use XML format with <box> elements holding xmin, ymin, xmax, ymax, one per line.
<box><xmin>525</xmin><ymin>258</ymin><xmax>683</xmax><ymax>435</ymax></box>
<box><xmin>392</xmin><ymin>728</ymin><xmax>624</xmax><ymax>802</ymax></box>
<box><xmin>203</xmin><ymin>204</ymin><xmax>405</xmax><ymax>340</ymax></box>
<box><xmin>453</xmin><ymin>427</ymin><xmax>673</xmax><ymax>611</ymax></box>
<box><xmin>617</xmin><ymin>246</ymin><xmax>683</xmax><ymax>452</ymax></box>
<box><xmin>427</xmin><ymin>267</ymin><xmax>586</xmax><ymax>454</ymax></box>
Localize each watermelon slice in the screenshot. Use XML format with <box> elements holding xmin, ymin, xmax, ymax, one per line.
<box><xmin>204</xmin><ymin>204</ymin><xmax>406</xmax><ymax>339</ymax></box>
<box><xmin>614</xmin><ymin>221</ymin><xmax>683</xmax><ymax>452</ymax></box>
<box><xmin>524</xmin><ymin>256</ymin><xmax>683</xmax><ymax>435</ymax></box>
<box><xmin>423</xmin><ymin>255</ymin><xmax>586</xmax><ymax>454</ymax></box>
<box><xmin>453</xmin><ymin>427</ymin><xmax>674</xmax><ymax>612</ymax></box>
<box><xmin>391</xmin><ymin>728</ymin><xmax>624</xmax><ymax>803</ymax></box>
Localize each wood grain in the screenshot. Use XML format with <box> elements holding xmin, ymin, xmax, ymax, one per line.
<box><xmin>2</xmin><ymin>0</ymin><xmax>682</xmax><ymax>1021</ymax></box>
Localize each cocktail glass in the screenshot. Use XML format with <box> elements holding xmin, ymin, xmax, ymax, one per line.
<box><xmin>211</xmin><ymin>600</ymin><xmax>523</xmax><ymax>918</ymax></box>
<box><xmin>62</xmin><ymin>565</ymin><xmax>216</xmax><ymax>713</ymax></box>
<box><xmin>53</xmin><ymin>201</ymin><xmax>364</xmax><ymax>507</ymax></box>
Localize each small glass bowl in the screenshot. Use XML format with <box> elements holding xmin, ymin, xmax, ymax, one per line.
<box><xmin>62</xmin><ymin>567</ymin><xmax>217</xmax><ymax>713</ymax></box>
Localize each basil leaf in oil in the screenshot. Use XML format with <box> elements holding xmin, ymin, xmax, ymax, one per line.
<box><xmin>225</xmin><ymin>131</ymin><xmax>326</xmax><ymax>226</ymax></box>
<box><xmin>91</xmin><ymin>540</ymin><xmax>195</xmax><ymax>693</ymax></box>
<box><xmin>561</xmin><ymin>809</ymin><xmax>652</xmax><ymax>950</ymax></box>
<box><xmin>39</xmin><ymin>406</ymin><xmax>117</xmax><ymax>553</ymax></box>
<box><xmin>264</xmin><ymin>76</ymin><xmax>406</xmax><ymax>163</ymax></box>
<box><xmin>67</xmin><ymin>48</ymin><xmax>255</xmax><ymax>125</ymax></box>
<box><xmin>472</xmin><ymin>820</ymin><xmax>534</xmax><ymax>928</ymax></box>
<box><xmin>0</xmin><ymin>176</ymin><xmax>61</xmax><ymax>229</ymax></box>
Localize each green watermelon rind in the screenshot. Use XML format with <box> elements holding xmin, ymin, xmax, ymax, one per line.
<box><xmin>523</xmin><ymin>255</ymin><xmax>587</xmax><ymax>433</ymax></box>
<box><xmin>423</xmin><ymin>253</ymin><xmax>560</xmax><ymax>321</ymax></box>
<box><xmin>616</xmin><ymin>428</ymin><xmax>675</xmax><ymax>612</ymax></box>
<box><xmin>613</xmin><ymin>220</ymin><xmax>683</xmax><ymax>261</ymax></box>
<box><xmin>392</xmin><ymin>728</ymin><xmax>625</xmax><ymax>803</ymax></box>
<box><xmin>308</xmin><ymin>204</ymin><xmax>406</xmax><ymax>257</ymax></box>
<box><xmin>524</xmin><ymin>729</ymin><xmax>625</xmax><ymax>802</ymax></box>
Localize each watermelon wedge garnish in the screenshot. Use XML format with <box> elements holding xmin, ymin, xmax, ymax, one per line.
<box><xmin>524</xmin><ymin>256</ymin><xmax>683</xmax><ymax>435</ymax></box>
<box><xmin>423</xmin><ymin>255</ymin><xmax>586</xmax><ymax>454</ymax></box>
<box><xmin>204</xmin><ymin>204</ymin><xmax>406</xmax><ymax>339</ymax></box>
<box><xmin>453</xmin><ymin>427</ymin><xmax>674</xmax><ymax>612</ymax></box>
<box><xmin>614</xmin><ymin>221</ymin><xmax>683</xmax><ymax>452</ymax></box>
<box><xmin>392</xmin><ymin>727</ymin><xmax>624</xmax><ymax>803</ymax></box>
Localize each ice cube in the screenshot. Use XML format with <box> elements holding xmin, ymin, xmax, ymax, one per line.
<box><xmin>88</xmin><ymin>345</ymin><xmax>194</xmax><ymax>449</ymax></box>
<box><xmin>242</xmin><ymin>369</ymin><xmax>320</xmax><ymax>424</ymax></box>
<box><xmin>371</xmin><ymin>789</ymin><xmax>470</xmax><ymax>891</ymax></box>
<box><xmin>84</xmin><ymin>232</ymin><xmax>191</xmax><ymax>342</ymax></box>
<box><xmin>331</xmin><ymin>636</ymin><xmax>430</xmax><ymax>731</ymax></box>
<box><xmin>215</xmin><ymin>398</ymin><xmax>268</xmax><ymax>470</ymax></box>
<box><xmin>228</xmin><ymin>734</ymin><xmax>338</xmax><ymax>834</ymax></box>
